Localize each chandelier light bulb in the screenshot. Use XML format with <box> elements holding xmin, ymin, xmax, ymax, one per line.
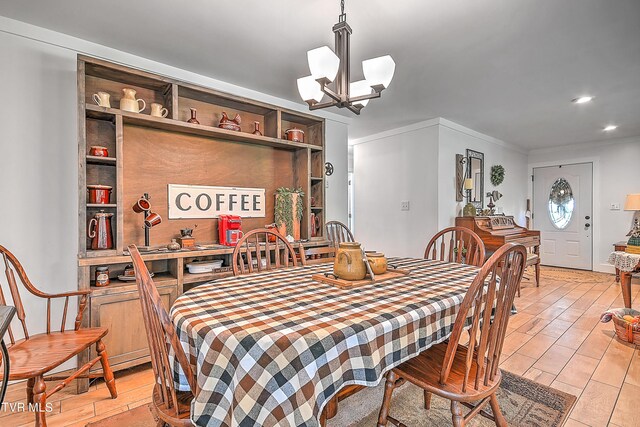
<box><xmin>297</xmin><ymin>76</ymin><xmax>324</xmax><ymax>103</ymax></box>
<box><xmin>307</xmin><ymin>46</ymin><xmax>340</xmax><ymax>82</ymax></box>
<box><xmin>350</xmin><ymin>80</ymin><xmax>373</xmax><ymax>107</ymax></box>
<box><xmin>362</xmin><ymin>55</ymin><xmax>396</xmax><ymax>89</ymax></box>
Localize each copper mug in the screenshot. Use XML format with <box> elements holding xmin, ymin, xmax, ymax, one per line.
<box><xmin>144</xmin><ymin>212</ymin><xmax>162</xmax><ymax>228</ymax></box>
<box><xmin>132</xmin><ymin>197</ymin><xmax>151</xmax><ymax>213</ymax></box>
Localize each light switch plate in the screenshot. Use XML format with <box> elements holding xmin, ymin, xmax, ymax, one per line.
<box><xmin>401</xmin><ymin>201</ymin><xmax>410</xmax><ymax>211</ymax></box>
<box><xmin>611</xmin><ymin>203</ymin><xmax>620</xmax><ymax>210</ymax></box>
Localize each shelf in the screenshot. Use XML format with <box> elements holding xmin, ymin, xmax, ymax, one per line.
<box><xmin>183</xmin><ymin>270</ymin><xmax>234</xmax><ymax>284</ymax></box>
<box><xmin>86</xmin><ymin>249</ymin><xmax>118</xmax><ymax>258</ymax></box>
<box><xmin>87</xmin><ymin>155</ymin><xmax>117</xmax><ymax>165</ymax></box>
<box><xmin>311</xmin><ymin>177</ymin><xmax>324</xmax><ymax>182</ymax></box>
<box><xmin>311</xmin><ymin>206</ymin><xmax>323</xmax><ymax>210</ymax></box>
<box><xmin>87</xmin><ymin>203</ymin><xmax>117</xmax><ymax>208</ymax></box>
<box><xmin>86</xmin><ymin>105</ymin><xmax>322</xmax><ymax>151</ymax></box>
<box><xmin>90</xmin><ymin>272</ymin><xmax>177</xmax><ymax>295</ymax></box>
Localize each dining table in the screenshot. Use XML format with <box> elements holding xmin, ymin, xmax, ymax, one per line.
<box><xmin>170</xmin><ymin>257</ymin><xmax>479</xmax><ymax>427</ymax></box>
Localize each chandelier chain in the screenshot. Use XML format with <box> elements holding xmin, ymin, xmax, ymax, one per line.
<box><xmin>341</xmin><ymin>0</ymin><xmax>345</xmax><ymax>15</ymax></box>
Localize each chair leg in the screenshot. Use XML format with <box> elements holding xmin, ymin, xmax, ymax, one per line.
<box><xmin>451</xmin><ymin>401</ymin><xmax>465</xmax><ymax>427</ymax></box>
<box><xmin>535</xmin><ymin>263</ymin><xmax>540</xmax><ymax>287</ymax></box>
<box><xmin>423</xmin><ymin>390</ymin><xmax>432</xmax><ymax>409</ymax></box>
<box><xmin>377</xmin><ymin>370</ymin><xmax>399</xmax><ymax>427</ymax></box>
<box><xmin>489</xmin><ymin>393</ymin><xmax>507</xmax><ymax>427</ymax></box>
<box><xmin>33</xmin><ymin>375</ymin><xmax>47</xmax><ymax>427</ymax></box>
<box><xmin>26</xmin><ymin>377</ymin><xmax>35</xmax><ymax>403</ymax></box>
<box><xmin>97</xmin><ymin>340</ymin><xmax>118</xmax><ymax>398</ymax></box>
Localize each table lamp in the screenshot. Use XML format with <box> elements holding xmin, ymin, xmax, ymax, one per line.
<box><xmin>624</xmin><ymin>193</ymin><xmax>640</xmax><ymax>254</ymax></box>
<box><xmin>462</xmin><ymin>179</ymin><xmax>476</xmax><ymax>216</ymax></box>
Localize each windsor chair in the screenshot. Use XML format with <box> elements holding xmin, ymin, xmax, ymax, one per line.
<box><xmin>325</xmin><ymin>220</ymin><xmax>355</xmax><ymax>247</ymax></box>
<box><xmin>424</xmin><ymin>226</ymin><xmax>486</xmax><ymax>267</ymax></box>
<box><xmin>232</xmin><ymin>229</ymin><xmax>298</xmax><ymax>275</ymax></box>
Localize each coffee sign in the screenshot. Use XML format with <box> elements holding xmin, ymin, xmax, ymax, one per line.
<box><xmin>167</xmin><ymin>184</ymin><xmax>266</xmax><ymax>219</ymax></box>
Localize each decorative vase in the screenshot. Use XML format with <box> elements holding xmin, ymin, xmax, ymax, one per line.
<box><xmin>252</xmin><ymin>121</ymin><xmax>262</xmax><ymax>136</ymax></box>
<box><xmin>187</xmin><ymin>108</ymin><xmax>200</xmax><ymax>124</ymax></box>
<box><xmin>366</xmin><ymin>252</ymin><xmax>388</xmax><ymax>275</ymax></box>
<box><xmin>275</xmin><ymin>192</ymin><xmax>302</xmax><ymax>240</ymax></box>
<box><xmin>333</xmin><ymin>242</ymin><xmax>367</xmax><ymax>280</ymax></box>
<box><xmin>463</xmin><ymin>203</ymin><xmax>476</xmax><ymax>217</ymax></box>
<box><xmin>167</xmin><ymin>239</ymin><xmax>181</xmax><ymax>251</ymax></box>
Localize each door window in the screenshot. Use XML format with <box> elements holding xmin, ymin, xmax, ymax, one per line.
<box><xmin>548</xmin><ymin>178</ymin><xmax>574</xmax><ymax>229</ymax></box>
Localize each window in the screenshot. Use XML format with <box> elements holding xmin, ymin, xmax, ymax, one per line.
<box><xmin>548</xmin><ymin>178</ymin><xmax>574</xmax><ymax>229</ymax></box>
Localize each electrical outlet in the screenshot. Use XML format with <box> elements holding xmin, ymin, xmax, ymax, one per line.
<box><xmin>611</xmin><ymin>203</ymin><xmax>620</xmax><ymax>210</ymax></box>
<box><xmin>401</xmin><ymin>201</ymin><xmax>410</xmax><ymax>211</ymax></box>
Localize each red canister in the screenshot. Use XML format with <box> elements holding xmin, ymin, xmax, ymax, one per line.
<box><xmin>87</xmin><ymin>185</ymin><xmax>112</xmax><ymax>204</ymax></box>
<box><xmin>89</xmin><ymin>146</ymin><xmax>109</xmax><ymax>157</ymax></box>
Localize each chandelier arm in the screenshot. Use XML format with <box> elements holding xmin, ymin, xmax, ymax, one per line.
<box><xmin>349</xmin><ymin>92</ymin><xmax>382</xmax><ymax>103</ymax></box>
<box><xmin>309</xmin><ymin>100</ymin><xmax>339</xmax><ymax>110</ymax></box>
<box><xmin>319</xmin><ymin>85</ymin><xmax>342</xmax><ymax>103</ymax></box>
<box><xmin>345</xmin><ymin>103</ymin><xmax>362</xmax><ymax>115</ymax></box>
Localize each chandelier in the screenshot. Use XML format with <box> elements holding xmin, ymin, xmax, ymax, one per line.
<box><xmin>296</xmin><ymin>0</ymin><xmax>395</xmax><ymax>115</ymax></box>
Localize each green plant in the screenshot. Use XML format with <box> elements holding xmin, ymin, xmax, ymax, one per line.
<box><xmin>275</xmin><ymin>187</ymin><xmax>304</xmax><ymax>235</ymax></box>
<box><xmin>490</xmin><ymin>165</ymin><xmax>505</xmax><ymax>186</ymax></box>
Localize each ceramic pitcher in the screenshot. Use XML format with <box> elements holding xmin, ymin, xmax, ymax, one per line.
<box><xmin>333</xmin><ymin>242</ymin><xmax>367</xmax><ymax>280</ymax></box>
<box><xmin>120</xmin><ymin>88</ymin><xmax>146</xmax><ymax>113</ymax></box>
<box><xmin>150</xmin><ymin>103</ymin><xmax>168</xmax><ymax>118</ymax></box>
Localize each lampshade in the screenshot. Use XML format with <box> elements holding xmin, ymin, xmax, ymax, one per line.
<box><xmin>307</xmin><ymin>46</ymin><xmax>340</xmax><ymax>82</ymax></box>
<box><xmin>624</xmin><ymin>194</ymin><xmax>640</xmax><ymax>211</ymax></box>
<box><xmin>349</xmin><ymin>80</ymin><xmax>373</xmax><ymax>107</ymax></box>
<box><xmin>362</xmin><ymin>55</ymin><xmax>396</xmax><ymax>89</ymax></box>
<box><xmin>464</xmin><ymin>178</ymin><xmax>473</xmax><ymax>190</ymax></box>
<box><xmin>297</xmin><ymin>76</ymin><xmax>324</xmax><ymax>103</ymax></box>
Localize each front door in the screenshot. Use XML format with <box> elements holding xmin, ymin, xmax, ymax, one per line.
<box><xmin>533</xmin><ymin>163</ymin><xmax>593</xmax><ymax>270</ymax></box>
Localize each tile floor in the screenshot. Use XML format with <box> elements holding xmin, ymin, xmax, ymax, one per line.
<box><xmin>0</xmin><ymin>266</ymin><xmax>638</xmax><ymax>426</ymax></box>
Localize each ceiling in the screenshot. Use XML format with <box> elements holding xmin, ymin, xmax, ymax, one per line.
<box><xmin>2</xmin><ymin>0</ymin><xmax>639</xmax><ymax>149</ymax></box>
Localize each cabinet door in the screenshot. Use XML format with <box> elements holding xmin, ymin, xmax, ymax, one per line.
<box><xmin>89</xmin><ymin>285</ymin><xmax>177</xmax><ymax>371</ymax></box>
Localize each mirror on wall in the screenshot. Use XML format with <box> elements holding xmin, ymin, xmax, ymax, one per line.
<box><xmin>466</xmin><ymin>149</ymin><xmax>484</xmax><ymax>209</ymax></box>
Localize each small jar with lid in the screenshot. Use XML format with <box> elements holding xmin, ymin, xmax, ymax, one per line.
<box><xmin>95</xmin><ymin>266</ymin><xmax>110</xmax><ymax>287</ymax></box>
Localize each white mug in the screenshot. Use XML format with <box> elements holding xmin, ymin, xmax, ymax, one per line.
<box><xmin>92</xmin><ymin>92</ymin><xmax>111</xmax><ymax>108</ymax></box>
<box><xmin>150</xmin><ymin>103</ymin><xmax>169</xmax><ymax>118</ymax></box>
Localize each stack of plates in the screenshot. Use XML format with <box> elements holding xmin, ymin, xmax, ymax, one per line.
<box><xmin>186</xmin><ymin>260</ymin><xmax>224</xmax><ymax>274</ymax></box>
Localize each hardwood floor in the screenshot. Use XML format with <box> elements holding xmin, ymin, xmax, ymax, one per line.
<box><xmin>0</xmin><ymin>266</ymin><xmax>638</xmax><ymax>426</ymax></box>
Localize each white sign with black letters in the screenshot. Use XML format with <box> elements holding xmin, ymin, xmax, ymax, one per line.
<box><xmin>167</xmin><ymin>184</ymin><xmax>266</xmax><ymax>219</ymax></box>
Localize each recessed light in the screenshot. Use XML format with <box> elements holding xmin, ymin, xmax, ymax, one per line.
<box><xmin>572</xmin><ymin>96</ymin><xmax>594</xmax><ymax>104</ymax></box>
<box><xmin>603</xmin><ymin>125</ymin><xmax>618</xmax><ymax>131</ymax></box>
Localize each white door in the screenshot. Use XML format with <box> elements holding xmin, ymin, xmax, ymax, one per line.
<box><xmin>533</xmin><ymin>163</ymin><xmax>593</xmax><ymax>270</ymax></box>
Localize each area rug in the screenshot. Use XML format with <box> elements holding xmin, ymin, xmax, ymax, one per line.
<box><xmin>89</xmin><ymin>371</ymin><xmax>575</xmax><ymax>427</ymax></box>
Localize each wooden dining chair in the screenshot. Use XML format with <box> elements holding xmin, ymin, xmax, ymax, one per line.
<box><xmin>424</xmin><ymin>226</ymin><xmax>486</xmax><ymax>267</ymax></box>
<box><xmin>129</xmin><ymin>245</ymin><xmax>197</xmax><ymax>427</ymax></box>
<box><xmin>298</xmin><ymin>245</ymin><xmax>337</xmax><ymax>265</ymax></box>
<box><xmin>519</xmin><ymin>247</ymin><xmax>541</xmax><ymax>296</ymax></box>
<box><xmin>377</xmin><ymin>243</ymin><xmax>527</xmax><ymax>427</ymax></box>
<box><xmin>0</xmin><ymin>245</ymin><xmax>117</xmax><ymax>427</ymax></box>
<box><xmin>325</xmin><ymin>220</ymin><xmax>355</xmax><ymax>247</ymax></box>
<box><xmin>232</xmin><ymin>228</ymin><xmax>299</xmax><ymax>275</ymax></box>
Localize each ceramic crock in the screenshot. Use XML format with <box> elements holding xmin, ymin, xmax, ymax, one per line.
<box><xmin>89</xmin><ymin>146</ymin><xmax>109</xmax><ymax>157</ymax></box>
<box><xmin>367</xmin><ymin>252</ymin><xmax>388</xmax><ymax>275</ymax></box>
<box><xmin>87</xmin><ymin>185</ymin><xmax>112</xmax><ymax>204</ymax></box>
<box><xmin>333</xmin><ymin>242</ymin><xmax>367</xmax><ymax>280</ymax></box>
<box><xmin>284</xmin><ymin>128</ymin><xmax>304</xmax><ymax>142</ymax></box>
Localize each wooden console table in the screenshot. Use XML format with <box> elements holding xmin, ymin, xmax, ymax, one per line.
<box><xmin>613</xmin><ymin>241</ymin><xmax>627</xmax><ymax>282</ymax></box>
<box><xmin>608</xmin><ymin>249</ymin><xmax>640</xmax><ymax>309</ymax></box>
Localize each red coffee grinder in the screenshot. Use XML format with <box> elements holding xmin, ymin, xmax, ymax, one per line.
<box><xmin>218</xmin><ymin>215</ymin><xmax>243</xmax><ymax>246</ymax></box>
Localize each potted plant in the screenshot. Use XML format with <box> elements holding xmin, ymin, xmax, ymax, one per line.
<box><xmin>275</xmin><ymin>187</ymin><xmax>304</xmax><ymax>240</ymax></box>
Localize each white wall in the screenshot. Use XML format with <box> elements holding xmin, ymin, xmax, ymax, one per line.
<box><xmin>437</xmin><ymin>119</ymin><xmax>529</xmax><ymax>229</ymax></box>
<box><xmin>352</xmin><ymin>123</ymin><xmax>440</xmax><ymax>257</ymax></box>
<box><xmin>528</xmin><ymin>137</ymin><xmax>640</xmax><ymax>273</ymax></box>
<box><xmin>0</xmin><ymin>18</ymin><xmax>349</xmax><ymax>343</ymax></box>
<box><xmin>352</xmin><ymin>118</ymin><xmax>528</xmax><ymax>258</ymax></box>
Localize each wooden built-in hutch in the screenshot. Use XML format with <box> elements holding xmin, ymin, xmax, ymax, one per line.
<box><xmin>77</xmin><ymin>55</ymin><xmax>328</xmax><ymax>390</ymax></box>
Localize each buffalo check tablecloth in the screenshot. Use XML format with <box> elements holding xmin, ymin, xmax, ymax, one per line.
<box><xmin>170</xmin><ymin>257</ymin><xmax>479</xmax><ymax>427</ymax></box>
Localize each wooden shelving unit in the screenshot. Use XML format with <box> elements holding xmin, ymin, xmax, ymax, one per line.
<box><xmin>76</xmin><ymin>55</ymin><xmax>328</xmax><ymax>387</ymax></box>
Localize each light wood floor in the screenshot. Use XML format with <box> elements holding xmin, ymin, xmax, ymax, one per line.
<box><xmin>0</xmin><ymin>267</ymin><xmax>638</xmax><ymax>426</ymax></box>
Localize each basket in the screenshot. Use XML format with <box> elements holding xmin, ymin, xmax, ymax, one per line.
<box><xmin>611</xmin><ymin>309</ymin><xmax>640</xmax><ymax>344</ymax></box>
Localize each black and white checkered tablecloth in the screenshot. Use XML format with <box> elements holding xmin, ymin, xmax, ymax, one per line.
<box><xmin>170</xmin><ymin>257</ymin><xmax>478</xmax><ymax>426</ymax></box>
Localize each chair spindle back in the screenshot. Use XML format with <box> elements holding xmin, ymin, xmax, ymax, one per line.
<box><xmin>325</xmin><ymin>221</ymin><xmax>354</xmax><ymax>247</ymax></box>
<box><xmin>424</xmin><ymin>227</ymin><xmax>485</xmax><ymax>267</ymax></box>
<box><xmin>232</xmin><ymin>229</ymin><xmax>298</xmax><ymax>276</ymax></box>
<box><xmin>129</xmin><ymin>245</ymin><xmax>197</xmax><ymax>417</ymax></box>
<box><xmin>441</xmin><ymin>243</ymin><xmax>526</xmax><ymax>392</ymax></box>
